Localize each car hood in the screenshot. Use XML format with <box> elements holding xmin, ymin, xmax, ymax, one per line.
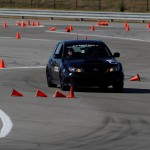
<box><xmin>64</xmin><ymin>58</ymin><xmax>118</xmax><ymax>73</ymax></box>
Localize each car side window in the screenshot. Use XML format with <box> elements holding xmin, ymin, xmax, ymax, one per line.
<box><xmin>54</xmin><ymin>43</ymin><xmax>63</xmax><ymax>57</ymax></box>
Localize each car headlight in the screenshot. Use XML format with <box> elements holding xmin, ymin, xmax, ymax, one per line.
<box><xmin>107</xmin><ymin>66</ymin><xmax>119</xmax><ymax>72</ymax></box>
<box><xmin>69</xmin><ymin>67</ymin><xmax>84</xmax><ymax>72</ymax></box>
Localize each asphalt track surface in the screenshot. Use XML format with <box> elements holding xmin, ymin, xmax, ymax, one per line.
<box><xmin>0</xmin><ymin>18</ymin><xmax>150</xmax><ymax>150</ymax></box>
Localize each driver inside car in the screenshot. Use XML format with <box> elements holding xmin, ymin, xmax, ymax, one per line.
<box><xmin>66</xmin><ymin>48</ymin><xmax>74</xmax><ymax>58</ymax></box>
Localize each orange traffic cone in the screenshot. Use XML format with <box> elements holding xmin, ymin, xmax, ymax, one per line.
<box><xmin>100</xmin><ymin>22</ymin><xmax>103</xmax><ymax>26</ymax></box>
<box><xmin>85</xmin><ymin>36</ymin><xmax>88</xmax><ymax>40</ymax></box>
<box><xmin>147</xmin><ymin>22</ymin><xmax>150</xmax><ymax>29</ymax></box>
<box><xmin>130</xmin><ymin>74</ymin><xmax>140</xmax><ymax>81</ymax></box>
<box><xmin>97</xmin><ymin>20</ymin><xmax>100</xmax><ymax>26</ymax></box>
<box><xmin>124</xmin><ymin>22</ymin><xmax>127</xmax><ymax>28</ymax></box>
<box><xmin>101</xmin><ymin>22</ymin><xmax>106</xmax><ymax>26</ymax></box>
<box><xmin>67</xmin><ymin>86</ymin><xmax>76</xmax><ymax>98</ymax></box>
<box><xmin>21</xmin><ymin>21</ymin><xmax>26</xmax><ymax>28</ymax></box>
<box><xmin>0</xmin><ymin>59</ymin><xmax>5</xmax><ymax>68</ymax></box>
<box><xmin>91</xmin><ymin>25</ymin><xmax>95</xmax><ymax>31</ymax></box>
<box><xmin>36</xmin><ymin>21</ymin><xmax>40</xmax><ymax>26</ymax></box>
<box><xmin>3</xmin><ymin>21</ymin><xmax>7</xmax><ymax>28</ymax></box>
<box><xmin>11</xmin><ymin>89</ymin><xmax>23</xmax><ymax>97</ymax></box>
<box><xmin>31</xmin><ymin>21</ymin><xmax>35</xmax><ymax>26</ymax></box>
<box><xmin>50</xmin><ymin>27</ymin><xmax>56</xmax><ymax>31</ymax></box>
<box><xmin>27</xmin><ymin>20</ymin><xmax>30</xmax><ymax>26</ymax></box>
<box><xmin>36</xmin><ymin>89</ymin><xmax>48</xmax><ymax>97</ymax></box>
<box><xmin>70</xmin><ymin>24</ymin><xmax>73</xmax><ymax>31</ymax></box>
<box><xmin>16</xmin><ymin>32</ymin><xmax>21</xmax><ymax>39</ymax></box>
<box><xmin>16</xmin><ymin>21</ymin><xmax>21</xmax><ymax>26</ymax></box>
<box><xmin>53</xmin><ymin>90</ymin><xmax>66</xmax><ymax>98</ymax></box>
<box><xmin>66</xmin><ymin>27</ymin><xmax>70</xmax><ymax>32</ymax></box>
<box><xmin>126</xmin><ymin>25</ymin><xmax>130</xmax><ymax>31</ymax></box>
<box><xmin>104</xmin><ymin>22</ymin><xmax>108</xmax><ymax>26</ymax></box>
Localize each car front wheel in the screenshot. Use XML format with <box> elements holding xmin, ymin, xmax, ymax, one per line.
<box><xmin>113</xmin><ymin>82</ymin><xmax>124</xmax><ymax>93</ymax></box>
<box><xmin>99</xmin><ymin>84</ymin><xmax>108</xmax><ymax>92</ymax></box>
<box><xmin>60</xmin><ymin>77</ymin><xmax>69</xmax><ymax>91</ymax></box>
<box><xmin>46</xmin><ymin>68</ymin><xmax>57</xmax><ymax>87</ymax></box>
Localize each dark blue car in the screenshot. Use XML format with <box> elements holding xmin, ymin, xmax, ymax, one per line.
<box><xmin>46</xmin><ymin>40</ymin><xmax>124</xmax><ymax>92</ymax></box>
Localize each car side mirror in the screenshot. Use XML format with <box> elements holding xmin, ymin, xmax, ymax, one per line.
<box><xmin>113</xmin><ymin>52</ymin><xmax>120</xmax><ymax>58</ymax></box>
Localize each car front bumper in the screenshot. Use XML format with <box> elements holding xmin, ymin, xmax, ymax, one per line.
<box><xmin>63</xmin><ymin>71</ymin><xmax>124</xmax><ymax>87</ymax></box>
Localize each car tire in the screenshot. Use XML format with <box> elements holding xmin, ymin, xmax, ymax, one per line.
<box><xmin>99</xmin><ymin>84</ymin><xmax>108</xmax><ymax>92</ymax></box>
<box><xmin>60</xmin><ymin>84</ymin><xmax>68</xmax><ymax>91</ymax></box>
<box><xmin>60</xmin><ymin>78</ymin><xmax>69</xmax><ymax>91</ymax></box>
<box><xmin>46</xmin><ymin>68</ymin><xmax>57</xmax><ymax>87</ymax></box>
<box><xmin>113</xmin><ymin>82</ymin><xmax>124</xmax><ymax>93</ymax></box>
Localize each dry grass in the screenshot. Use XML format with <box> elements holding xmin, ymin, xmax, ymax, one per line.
<box><xmin>0</xmin><ymin>0</ymin><xmax>149</xmax><ymax>12</ymax></box>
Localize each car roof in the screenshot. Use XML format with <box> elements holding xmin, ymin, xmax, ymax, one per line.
<box><xmin>58</xmin><ymin>40</ymin><xmax>105</xmax><ymax>45</ymax></box>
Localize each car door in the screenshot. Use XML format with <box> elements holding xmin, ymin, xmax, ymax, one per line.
<box><xmin>50</xmin><ymin>43</ymin><xmax>63</xmax><ymax>82</ymax></box>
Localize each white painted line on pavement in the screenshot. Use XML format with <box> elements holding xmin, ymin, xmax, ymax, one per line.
<box><xmin>0</xmin><ymin>109</ymin><xmax>13</xmax><ymax>138</ymax></box>
<box><xmin>0</xmin><ymin>36</ymin><xmax>55</xmax><ymax>42</ymax></box>
<box><xmin>0</xmin><ymin>29</ymin><xmax>149</xmax><ymax>43</ymax></box>
<box><xmin>46</xmin><ymin>30</ymin><xmax>150</xmax><ymax>43</ymax></box>
<box><xmin>0</xmin><ymin>31</ymin><xmax>150</xmax><ymax>43</ymax></box>
<box><xmin>27</xmin><ymin>25</ymin><xmax>44</xmax><ymax>28</ymax></box>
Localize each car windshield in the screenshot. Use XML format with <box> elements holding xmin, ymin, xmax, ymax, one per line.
<box><xmin>64</xmin><ymin>43</ymin><xmax>112</xmax><ymax>59</ymax></box>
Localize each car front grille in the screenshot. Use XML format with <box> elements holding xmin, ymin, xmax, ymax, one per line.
<box><xmin>82</xmin><ymin>65</ymin><xmax>108</xmax><ymax>73</ymax></box>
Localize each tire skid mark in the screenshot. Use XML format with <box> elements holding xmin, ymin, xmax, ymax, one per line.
<box><xmin>46</xmin><ymin>113</ymin><xmax>150</xmax><ymax>149</ymax></box>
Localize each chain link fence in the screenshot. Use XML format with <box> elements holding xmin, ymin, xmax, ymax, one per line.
<box><xmin>0</xmin><ymin>0</ymin><xmax>149</xmax><ymax>12</ymax></box>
